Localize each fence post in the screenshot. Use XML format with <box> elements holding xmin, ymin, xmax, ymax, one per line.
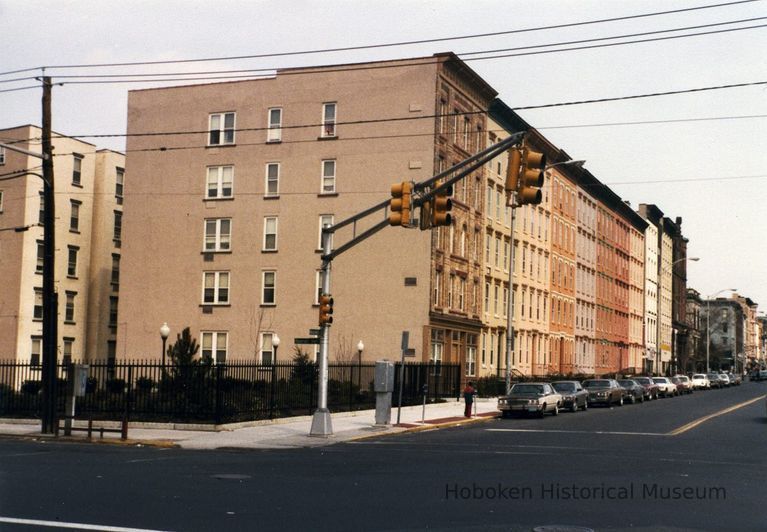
<box><xmin>122</xmin><ymin>365</ymin><xmax>132</xmax><ymax>440</ymax></box>
<box><xmin>214</xmin><ymin>364</ymin><xmax>223</xmax><ymax>425</ymax></box>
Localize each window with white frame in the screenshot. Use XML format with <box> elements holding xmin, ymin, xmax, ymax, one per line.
<box><xmin>267</xmin><ymin>108</ymin><xmax>282</xmax><ymax>142</ymax></box>
<box><xmin>202</xmin><ymin>271</ymin><xmax>229</xmax><ymax>304</ymax></box>
<box><xmin>434</xmin><ymin>271</ymin><xmax>442</xmax><ymax>306</ymax></box>
<box><xmin>459</xmin><ymin>278</ymin><xmax>466</xmax><ymax>311</ymax></box>
<box><xmin>204</xmin><ymin>218</ymin><xmax>231</xmax><ymax>252</ymax></box>
<box><xmin>263</xmin><ymin>217</ymin><xmax>277</xmax><ymax>251</ymax></box>
<box><xmin>321</xmin><ymin>160</ymin><xmax>336</xmax><ymax>193</ymax></box>
<box><xmin>262</xmin><ymin>271</ymin><xmax>276</xmax><ymax>305</ymax></box>
<box><xmin>321</xmin><ymin>103</ymin><xmax>337</xmax><ymax>137</ymax></box>
<box><xmin>38</xmin><ymin>192</ymin><xmax>44</xmax><ymax>224</ymax></box>
<box><xmin>65</xmin><ymin>291</ymin><xmax>76</xmax><ymax>322</ymax></box>
<box><xmin>67</xmin><ymin>246</ymin><xmax>79</xmax><ymax>277</ymax></box>
<box><xmin>318</xmin><ymin>214</ymin><xmax>333</xmax><ymax>249</ymax></box>
<box><xmin>31</xmin><ymin>337</ymin><xmax>42</xmax><ymax>366</ymax></box>
<box><xmin>209</xmin><ymin>112</ymin><xmax>235</xmax><ymax>145</ymax></box>
<box><xmin>466</xmin><ymin>334</ymin><xmax>477</xmax><ymax>377</ymax></box>
<box><xmin>315</xmin><ymin>270</ymin><xmax>323</xmax><ymax>305</ymax></box>
<box><xmin>265</xmin><ymin>163</ymin><xmax>279</xmax><ymax>196</ymax></box>
<box><xmin>202</xmin><ymin>331</ymin><xmax>228</xmax><ymax>364</ymax></box>
<box><xmin>70</xmin><ymin>201</ymin><xmax>81</xmax><ymax>231</ymax></box>
<box><xmin>206</xmin><ymin>166</ymin><xmax>234</xmax><ymax>199</ymax></box>
<box><xmin>115</xmin><ymin>167</ymin><xmax>124</xmax><ymax>204</ymax></box>
<box><xmin>72</xmin><ymin>154</ymin><xmax>83</xmax><ymax>185</ymax></box>
<box><xmin>260</xmin><ymin>332</ymin><xmax>276</xmax><ymax>364</ymax></box>
<box><xmin>36</xmin><ymin>241</ymin><xmax>44</xmax><ymax>273</ymax></box>
<box><xmin>430</xmin><ymin>329</ymin><xmax>443</xmax><ymax>374</ymax></box>
<box><xmin>63</xmin><ymin>339</ymin><xmax>73</xmax><ymax>364</ymax></box>
<box><xmin>34</xmin><ymin>288</ymin><xmax>43</xmax><ymax>319</ymax></box>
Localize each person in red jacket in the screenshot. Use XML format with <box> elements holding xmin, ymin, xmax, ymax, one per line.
<box><xmin>463</xmin><ymin>381</ymin><xmax>476</xmax><ymax>418</ymax></box>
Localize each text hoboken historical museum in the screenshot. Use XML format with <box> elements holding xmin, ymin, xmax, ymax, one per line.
<box><xmin>444</xmin><ymin>482</ymin><xmax>726</xmax><ymax>501</ymax></box>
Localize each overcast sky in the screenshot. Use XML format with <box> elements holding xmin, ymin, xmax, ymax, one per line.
<box><xmin>2</xmin><ymin>0</ymin><xmax>766</xmax><ymax>307</ymax></box>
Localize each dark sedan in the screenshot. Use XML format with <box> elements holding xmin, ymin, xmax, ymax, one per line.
<box><xmin>632</xmin><ymin>376</ymin><xmax>660</xmax><ymax>400</ymax></box>
<box><xmin>582</xmin><ymin>379</ymin><xmax>624</xmax><ymax>407</ymax></box>
<box><xmin>618</xmin><ymin>379</ymin><xmax>645</xmax><ymax>404</ymax></box>
<box><xmin>552</xmin><ymin>381</ymin><xmax>589</xmax><ymax>412</ymax></box>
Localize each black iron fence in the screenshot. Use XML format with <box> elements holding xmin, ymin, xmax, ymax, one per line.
<box><xmin>0</xmin><ymin>360</ymin><xmax>461</xmax><ymax>425</ymax></box>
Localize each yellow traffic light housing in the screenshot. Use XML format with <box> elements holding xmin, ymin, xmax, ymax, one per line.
<box><xmin>389</xmin><ymin>181</ymin><xmax>413</xmax><ymax>227</ymax></box>
<box><xmin>319</xmin><ymin>294</ymin><xmax>334</xmax><ymax>326</ymax></box>
<box><xmin>431</xmin><ymin>186</ymin><xmax>453</xmax><ymax>227</ymax></box>
<box><xmin>505</xmin><ymin>148</ymin><xmax>522</xmax><ymax>193</ymax></box>
<box><xmin>517</xmin><ymin>147</ymin><xmax>546</xmax><ymax>206</ymax></box>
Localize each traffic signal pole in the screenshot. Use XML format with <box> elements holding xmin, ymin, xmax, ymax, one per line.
<box><xmin>309</xmin><ymin>131</ymin><xmax>526</xmax><ymax>436</ymax></box>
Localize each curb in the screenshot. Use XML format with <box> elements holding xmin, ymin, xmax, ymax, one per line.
<box><xmin>0</xmin><ymin>431</ymin><xmax>179</xmax><ymax>449</ymax></box>
<box><xmin>347</xmin><ymin>411</ymin><xmax>499</xmax><ymax>442</ymax></box>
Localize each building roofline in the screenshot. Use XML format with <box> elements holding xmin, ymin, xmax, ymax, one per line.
<box><xmin>0</xmin><ymin>124</ymin><xmax>96</xmax><ymax>148</ymax></box>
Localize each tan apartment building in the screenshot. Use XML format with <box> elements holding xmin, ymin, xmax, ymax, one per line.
<box><xmin>118</xmin><ymin>54</ymin><xmax>500</xmax><ymax>378</ymax></box>
<box><xmin>638</xmin><ymin>204</ymin><xmax>662</xmax><ymax>374</ymax></box>
<box><xmin>628</xmin><ymin>218</ymin><xmax>645</xmax><ymax>372</ymax></box>
<box><xmin>576</xmin><ymin>186</ymin><xmax>597</xmax><ymax>375</ymax></box>
<box><xmin>659</xmin><ymin>224</ymin><xmax>674</xmax><ymax>373</ymax></box>
<box><xmin>0</xmin><ymin>125</ymin><xmax>123</xmax><ymax>363</ymax></box>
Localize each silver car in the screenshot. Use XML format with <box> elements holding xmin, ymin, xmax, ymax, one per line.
<box><xmin>652</xmin><ymin>377</ymin><xmax>678</xmax><ymax>397</ymax></box>
<box><xmin>498</xmin><ymin>383</ymin><xmax>563</xmax><ymax>418</ymax></box>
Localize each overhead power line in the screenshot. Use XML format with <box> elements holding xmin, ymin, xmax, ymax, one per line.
<box><xmin>0</xmin><ymin>0</ymin><xmax>759</xmax><ymax>77</ymax></box>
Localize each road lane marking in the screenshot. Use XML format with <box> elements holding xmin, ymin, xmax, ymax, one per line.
<box><xmin>486</xmin><ymin>429</ymin><xmax>667</xmax><ymax>436</ymax></box>
<box><xmin>667</xmin><ymin>394</ymin><xmax>766</xmax><ymax>435</ymax></box>
<box><xmin>0</xmin><ymin>517</ymin><xmax>173</xmax><ymax>531</ymax></box>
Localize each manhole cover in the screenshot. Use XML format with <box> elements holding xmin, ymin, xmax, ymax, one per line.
<box><xmin>211</xmin><ymin>474</ymin><xmax>252</xmax><ymax>480</ymax></box>
<box><xmin>533</xmin><ymin>527</ymin><xmax>594</xmax><ymax>532</ymax></box>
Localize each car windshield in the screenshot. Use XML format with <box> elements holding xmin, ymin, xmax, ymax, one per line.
<box><xmin>678</xmin><ymin>377</ymin><xmax>689</xmax><ymax>382</ymax></box>
<box><xmin>652</xmin><ymin>378</ymin><xmax>666</xmax><ymax>384</ymax></box>
<box><xmin>707</xmin><ymin>374</ymin><xmax>718</xmax><ymax>379</ymax></box>
<box><xmin>583</xmin><ymin>380</ymin><xmax>610</xmax><ymax>388</ymax></box>
<box><xmin>552</xmin><ymin>383</ymin><xmax>575</xmax><ymax>392</ymax></box>
<box><xmin>693</xmin><ymin>375</ymin><xmax>706</xmax><ymax>379</ymax></box>
<box><xmin>511</xmin><ymin>384</ymin><xmax>544</xmax><ymax>394</ymax></box>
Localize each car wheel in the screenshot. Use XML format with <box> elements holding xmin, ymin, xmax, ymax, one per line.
<box><xmin>500</xmin><ymin>411</ymin><xmax>510</xmax><ymax>419</ymax></box>
<box><xmin>639</xmin><ymin>394</ymin><xmax>645</xmax><ymax>403</ymax></box>
<box><xmin>582</xmin><ymin>400</ymin><xmax>588</xmax><ymax>411</ymax></box>
<box><xmin>618</xmin><ymin>395</ymin><xmax>624</xmax><ymax>406</ymax></box>
<box><xmin>552</xmin><ymin>404</ymin><xmax>559</xmax><ymax>416</ymax></box>
<box><xmin>570</xmin><ymin>401</ymin><xmax>578</xmax><ymax>413</ymax></box>
<box><xmin>539</xmin><ymin>404</ymin><xmax>546</xmax><ymax>418</ymax></box>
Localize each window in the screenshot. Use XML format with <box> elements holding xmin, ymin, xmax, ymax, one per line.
<box><xmin>113</xmin><ymin>211</ymin><xmax>122</xmax><ymax>242</ymax></box>
<box><xmin>0</xmin><ymin>190</ymin><xmax>3</xmax><ymax>212</ymax></box>
<box><xmin>434</xmin><ymin>271</ymin><xmax>442</xmax><ymax>306</ymax></box>
<box><xmin>202</xmin><ymin>271</ymin><xmax>230</xmax><ymax>305</ymax></box>
<box><xmin>259</xmin><ymin>333</ymin><xmax>276</xmax><ymax>364</ymax></box>
<box><xmin>115</xmin><ymin>167</ymin><xmax>124</xmax><ymax>204</ymax></box>
<box><xmin>209</xmin><ymin>112</ymin><xmax>235</xmax><ymax>145</ymax></box>
<box><xmin>318</xmin><ymin>215</ymin><xmax>334</xmax><ymax>249</ymax></box>
<box><xmin>430</xmin><ymin>329</ymin><xmax>443</xmax><ymax>374</ymax></box>
<box><xmin>322</xmin><ymin>103</ymin><xmax>337</xmax><ymax>137</ymax></box>
<box><xmin>34</xmin><ymin>289</ymin><xmax>43</xmax><ymax>320</ymax></box>
<box><xmin>204</xmin><ymin>218</ymin><xmax>231</xmax><ymax>252</ymax></box>
<box><xmin>206</xmin><ymin>166</ymin><xmax>234</xmax><ymax>199</ymax></box>
<box><xmin>0</xmin><ymin>146</ymin><xmax>5</xmax><ymax>165</ymax></box>
<box><xmin>262</xmin><ymin>271</ymin><xmax>276</xmax><ymax>305</ymax></box>
<box><xmin>63</xmin><ymin>339</ymin><xmax>73</xmax><ymax>365</ymax></box>
<box><xmin>39</xmin><ymin>192</ymin><xmax>44</xmax><ymax>224</ymax></box>
<box><xmin>67</xmin><ymin>246</ymin><xmax>79</xmax><ymax>277</ymax></box>
<box><xmin>36</xmin><ymin>241</ymin><xmax>44</xmax><ymax>273</ymax></box>
<box><xmin>263</xmin><ymin>217</ymin><xmax>278</xmax><ymax>251</ymax></box>
<box><xmin>109</xmin><ymin>296</ymin><xmax>118</xmax><ymax>327</ymax></box>
<box><xmin>321</xmin><ymin>160</ymin><xmax>336</xmax><ymax>193</ymax></box>
<box><xmin>265</xmin><ymin>163</ymin><xmax>279</xmax><ymax>196</ymax></box>
<box><xmin>70</xmin><ymin>201</ymin><xmax>81</xmax><ymax>231</ymax></box>
<box><xmin>448</xmin><ymin>274</ymin><xmax>455</xmax><ymax>308</ymax></box>
<box><xmin>466</xmin><ymin>340</ymin><xmax>476</xmax><ymax>377</ymax></box>
<box><xmin>202</xmin><ymin>332</ymin><xmax>228</xmax><ymax>364</ymax></box>
<box><xmin>31</xmin><ymin>337</ymin><xmax>42</xmax><ymax>366</ymax></box>
<box><xmin>72</xmin><ymin>154</ymin><xmax>83</xmax><ymax>185</ymax></box>
<box><xmin>267</xmin><ymin>108</ymin><xmax>282</xmax><ymax>142</ymax></box>
<box><xmin>65</xmin><ymin>292</ymin><xmax>76</xmax><ymax>323</ymax></box>
<box><xmin>484</xmin><ymin>282</ymin><xmax>490</xmax><ymax>313</ymax></box>
<box><xmin>315</xmin><ymin>270</ymin><xmax>323</xmax><ymax>305</ymax></box>
<box><xmin>459</xmin><ymin>278</ymin><xmax>466</xmax><ymax>311</ymax></box>
<box><xmin>111</xmin><ymin>254</ymin><xmax>120</xmax><ymax>285</ymax></box>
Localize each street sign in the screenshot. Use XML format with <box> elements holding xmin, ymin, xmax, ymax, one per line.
<box><xmin>309</xmin><ymin>328</ymin><xmax>321</xmax><ymax>336</ymax></box>
<box><xmin>295</xmin><ymin>337</ymin><xmax>320</xmax><ymax>345</ymax></box>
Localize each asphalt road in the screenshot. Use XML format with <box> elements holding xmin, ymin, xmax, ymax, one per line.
<box><xmin>1</xmin><ymin>381</ymin><xmax>766</xmax><ymax>532</ymax></box>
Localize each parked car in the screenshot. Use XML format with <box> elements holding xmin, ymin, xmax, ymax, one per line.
<box><xmin>618</xmin><ymin>379</ymin><xmax>645</xmax><ymax>403</ymax></box>
<box><xmin>652</xmin><ymin>377</ymin><xmax>678</xmax><ymax>397</ymax></box>
<box><xmin>707</xmin><ymin>373</ymin><xmax>724</xmax><ymax>388</ymax></box>
<box><xmin>718</xmin><ymin>373</ymin><xmax>731</xmax><ymax>387</ymax></box>
<box><xmin>582</xmin><ymin>379</ymin><xmax>624</xmax><ymax>407</ymax></box>
<box><xmin>552</xmin><ymin>381</ymin><xmax>589</xmax><ymax>412</ymax></box>
<box><xmin>671</xmin><ymin>375</ymin><xmax>693</xmax><ymax>394</ymax></box>
<box><xmin>633</xmin><ymin>376</ymin><xmax>660</xmax><ymax>400</ymax></box>
<box><xmin>497</xmin><ymin>383</ymin><xmax>563</xmax><ymax>418</ymax></box>
<box><xmin>727</xmin><ymin>373</ymin><xmax>742</xmax><ymax>386</ymax></box>
<box><xmin>691</xmin><ymin>374</ymin><xmax>710</xmax><ymax>389</ymax></box>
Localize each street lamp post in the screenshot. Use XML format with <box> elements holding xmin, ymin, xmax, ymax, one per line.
<box><xmin>357</xmin><ymin>340</ymin><xmax>364</xmax><ymax>391</ymax></box>
<box><xmin>706</xmin><ymin>289</ymin><xmax>737</xmax><ymax>373</ymax></box>
<box><xmin>270</xmin><ymin>334</ymin><xmax>281</xmax><ymax>418</ymax></box>
<box><xmin>160</xmin><ymin>323</ymin><xmax>170</xmax><ymax>372</ymax></box>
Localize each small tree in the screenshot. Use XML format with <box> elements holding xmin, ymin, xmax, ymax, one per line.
<box><xmin>168</xmin><ymin>327</ymin><xmax>212</xmax><ymax>382</ymax></box>
<box><xmin>291</xmin><ymin>346</ymin><xmax>315</xmax><ymax>385</ymax></box>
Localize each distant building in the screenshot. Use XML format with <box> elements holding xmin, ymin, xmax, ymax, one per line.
<box><xmin>702</xmin><ymin>298</ymin><xmax>745</xmax><ymax>372</ymax></box>
<box><xmin>0</xmin><ymin>125</ymin><xmax>123</xmax><ymax>363</ymax></box>
<box><xmin>685</xmin><ymin>288</ymin><xmax>703</xmax><ymax>372</ymax></box>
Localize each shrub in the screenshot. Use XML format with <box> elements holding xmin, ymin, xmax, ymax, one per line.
<box><xmin>136</xmin><ymin>376</ymin><xmax>154</xmax><ymax>392</ymax></box>
<box><xmin>106</xmin><ymin>378</ymin><xmax>126</xmax><ymax>394</ymax></box>
<box><xmin>85</xmin><ymin>377</ymin><xmax>98</xmax><ymax>393</ymax></box>
<box><xmin>21</xmin><ymin>380</ymin><xmax>42</xmax><ymax>395</ymax></box>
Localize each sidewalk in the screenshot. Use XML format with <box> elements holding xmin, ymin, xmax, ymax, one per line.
<box><xmin>0</xmin><ymin>398</ymin><xmax>500</xmax><ymax>450</ymax></box>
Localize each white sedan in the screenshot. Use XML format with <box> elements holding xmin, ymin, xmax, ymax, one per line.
<box><xmin>691</xmin><ymin>374</ymin><xmax>710</xmax><ymax>389</ymax></box>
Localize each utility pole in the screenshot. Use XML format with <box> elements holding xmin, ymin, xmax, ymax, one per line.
<box><xmin>41</xmin><ymin>76</ymin><xmax>58</xmax><ymax>435</ymax></box>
